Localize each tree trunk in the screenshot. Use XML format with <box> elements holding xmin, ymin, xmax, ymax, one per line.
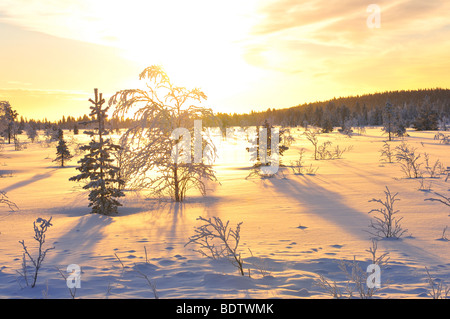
<box><xmin>174</xmin><ymin>164</ymin><xmax>180</xmax><ymax>202</ymax></box>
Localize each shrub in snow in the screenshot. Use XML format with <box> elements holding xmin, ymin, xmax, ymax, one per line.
<box><xmin>303</xmin><ymin>129</ymin><xmax>320</xmax><ymax>160</ymax></box>
<box><xmin>18</xmin><ymin>217</ymin><xmax>55</xmax><ymax>288</ymax></box>
<box><xmin>53</xmin><ymin>129</ymin><xmax>73</xmax><ymax>167</ymax></box>
<box><xmin>185</xmin><ymin>216</ymin><xmax>246</xmax><ymax>276</ymax></box>
<box><xmin>316</xmin><ymin>140</ymin><xmax>352</xmax><ymax>160</ymax></box>
<box><xmin>423</xmin><ymin>153</ymin><xmax>444</xmax><ymax>179</ymax></box>
<box><xmin>70</xmin><ymin>88</ymin><xmax>124</xmax><ymax>215</ymax></box>
<box><xmin>425</xmin><ymin>267</ymin><xmax>450</xmax><ymax>299</ymax></box>
<box><xmin>315</xmin><ymin>239</ymin><xmax>389</xmax><ymax>299</ymax></box>
<box><xmin>367</xmin><ymin>187</ymin><xmax>408</xmax><ymax>239</ymax></box>
<box><xmin>379</xmin><ymin>141</ymin><xmax>394</xmax><ymax>163</ymax></box>
<box><xmin>289</xmin><ymin>148</ymin><xmax>319</xmax><ymax>175</ymax></box>
<box><xmin>394</xmin><ymin>142</ymin><xmax>422</xmax><ymax>178</ymax></box>
<box><xmin>109</xmin><ymin>65</ymin><xmax>217</xmax><ymax>202</ymax></box>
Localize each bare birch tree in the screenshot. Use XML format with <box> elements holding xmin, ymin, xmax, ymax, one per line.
<box><xmin>109</xmin><ymin>66</ymin><xmax>217</xmax><ymax>202</ymax></box>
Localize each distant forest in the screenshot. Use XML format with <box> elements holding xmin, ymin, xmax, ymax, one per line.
<box><xmin>215</xmin><ymin>88</ymin><xmax>450</xmax><ymax>132</ymax></box>
<box><xmin>9</xmin><ymin>88</ymin><xmax>450</xmax><ymax>133</ymax></box>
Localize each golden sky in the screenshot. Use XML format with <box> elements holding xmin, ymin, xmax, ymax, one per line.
<box><xmin>1</xmin><ymin>0</ymin><xmax>449</xmax><ymax>120</ymax></box>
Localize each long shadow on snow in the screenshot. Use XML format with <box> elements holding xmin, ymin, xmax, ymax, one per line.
<box><xmin>266</xmin><ymin>174</ymin><xmax>448</xmax><ymax>267</ymax></box>
<box><xmin>266</xmin><ymin>174</ymin><xmax>373</xmax><ymax>240</ymax></box>
<box><xmin>2</xmin><ymin>169</ymin><xmax>58</xmax><ymax>193</ymax></box>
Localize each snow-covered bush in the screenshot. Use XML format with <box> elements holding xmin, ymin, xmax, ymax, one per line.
<box><xmin>395</xmin><ymin>142</ymin><xmax>422</xmax><ymax>178</ymax></box>
<box><xmin>109</xmin><ymin>66</ymin><xmax>218</xmax><ymax>202</ymax></box>
<box><xmin>185</xmin><ymin>216</ymin><xmax>246</xmax><ymax>276</ymax></box>
<box><xmin>315</xmin><ymin>240</ymin><xmax>390</xmax><ymax>298</ymax></box>
<box><xmin>423</xmin><ymin>153</ymin><xmax>443</xmax><ymax>179</ymax></box>
<box><xmin>304</xmin><ymin>129</ymin><xmax>319</xmax><ymax>160</ymax></box>
<box><xmin>18</xmin><ymin>217</ymin><xmax>55</xmax><ymax>288</ymax></box>
<box><xmin>379</xmin><ymin>141</ymin><xmax>394</xmax><ymax>163</ymax></box>
<box><xmin>316</xmin><ymin>140</ymin><xmax>352</xmax><ymax>160</ymax></box>
<box><xmin>425</xmin><ymin>267</ymin><xmax>450</xmax><ymax>299</ymax></box>
<box><xmin>290</xmin><ymin>148</ymin><xmax>319</xmax><ymax>175</ymax></box>
<box><xmin>367</xmin><ymin>187</ymin><xmax>408</xmax><ymax>239</ymax></box>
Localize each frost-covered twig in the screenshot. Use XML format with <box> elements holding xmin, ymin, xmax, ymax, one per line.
<box><xmin>56</xmin><ymin>266</ymin><xmax>77</xmax><ymax>299</ymax></box>
<box><xmin>425</xmin><ymin>192</ymin><xmax>450</xmax><ymax>208</ymax></box>
<box><xmin>0</xmin><ymin>191</ymin><xmax>18</xmax><ymax>211</ymax></box>
<box><xmin>134</xmin><ymin>266</ymin><xmax>158</xmax><ymax>299</ymax></box>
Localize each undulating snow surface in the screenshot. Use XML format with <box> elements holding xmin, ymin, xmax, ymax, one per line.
<box><xmin>0</xmin><ymin>127</ymin><xmax>449</xmax><ymax>298</ymax></box>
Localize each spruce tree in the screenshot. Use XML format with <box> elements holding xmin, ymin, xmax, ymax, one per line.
<box><xmin>0</xmin><ymin>101</ymin><xmax>18</xmax><ymax>144</ymax></box>
<box><xmin>54</xmin><ymin>128</ymin><xmax>72</xmax><ymax>167</ymax></box>
<box><xmin>70</xmin><ymin>88</ymin><xmax>124</xmax><ymax>215</ymax></box>
<box><xmin>382</xmin><ymin>100</ymin><xmax>394</xmax><ymax>141</ymax></box>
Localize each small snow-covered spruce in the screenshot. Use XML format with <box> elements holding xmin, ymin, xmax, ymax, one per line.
<box><xmin>367</xmin><ymin>187</ymin><xmax>408</xmax><ymax>239</ymax></box>
<box><xmin>69</xmin><ymin>88</ymin><xmax>124</xmax><ymax>215</ymax></box>
<box><xmin>0</xmin><ymin>190</ymin><xmax>18</xmax><ymax>211</ymax></box>
<box><xmin>53</xmin><ymin>128</ymin><xmax>73</xmax><ymax>167</ymax></box>
<box><xmin>109</xmin><ymin>65</ymin><xmax>217</xmax><ymax>202</ymax></box>
<box><xmin>185</xmin><ymin>216</ymin><xmax>245</xmax><ymax>276</ymax></box>
<box><xmin>18</xmin><ymin>217</ymin><xmax>55</xmax><ymax>288</ymax></box>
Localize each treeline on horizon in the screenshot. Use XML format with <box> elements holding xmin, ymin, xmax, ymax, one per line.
<box><xmin>215</xmin><ymin>88</ymin><xmax>450</xmax><ymax>131</ymax></box>
<box><xmin>10</xmin><ymin>88</ymin><xmax>450</xmax><ymax>132</ymax></box>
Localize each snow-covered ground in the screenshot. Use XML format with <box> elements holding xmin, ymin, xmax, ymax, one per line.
<box><xmin>0</xmin><ymin>127</ymin><xmax>449</xmax><ymax>299</ymax></box>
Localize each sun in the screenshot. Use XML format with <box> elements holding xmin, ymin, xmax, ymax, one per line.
<box><xmin>100</xmin><ymin>0</ymin><xmax>261</xmax><ymax>113</ymax></box>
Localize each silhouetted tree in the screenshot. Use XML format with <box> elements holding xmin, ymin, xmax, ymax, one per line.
<box><xmin>54</xmin><ymin>129</ymin><xmax>72</xmax><ymax>167</ymax></box>
<box><xmin>0</xmin><ymin>101</ymin><xmax>18</xmax><ymax>144</ymax></box>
